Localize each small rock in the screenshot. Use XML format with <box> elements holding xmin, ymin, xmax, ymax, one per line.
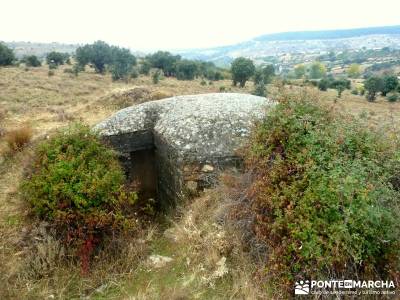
<box><xmin>186</xmin><ymin>180</ymin><xmax>198</xmax><ymax>192</ymax></box>
<box><xmin>201</xmin><ymin>164</ymin><xmax>214</xmax><ymax>172</ymax></box>
<box><xmin>148</xmin><ymin>254</ymin><xmax>173</xmax><ymax>268</ymax></box>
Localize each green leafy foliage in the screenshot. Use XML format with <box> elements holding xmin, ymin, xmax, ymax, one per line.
<box><xmin>76</xmin><ymin>41</ymin><xmax>112</xmax><ymax>73</ymax></box>
<box><xmin>364</xmin><ymin>76</ymin><xmax>384</xmax><ymax>101</ymax></box>
<box><xmin>317</xmin><ymin>77</ymin><xmax>351</xmax><ymax>97</ymax></box>
<box><xmin>309</xmin><ymin>61</ymin><xmax>326</xmax><ymax>79</ymax></box>
<box><xmin>247</xmin><ymin>95</ymin><xmax>400</xmax><ymax>293</ymax></box>
<box><xmin>46</xmin><ymin>51</ymin><xmax>68</xmax><ymax>67</ymax></box>
<box><xmin>382</xmin><ymin>75</ymin><xmax>399</xmax><ymax>96</ymax></box>
<box><xmin>347</xmin><ymin>63</ymin><xmax>361</xmax><ymax>78</ymax></box>
<box><xmin>76</xmin><ymin>41</ymin><xmax>137</xmax><ymax>79</ymax></box>
<box><xmin>294</xmin><ymin>64</ymin><xmax>306</xmax><ymax>79</ymax></box>
<box><xmin>146</xmin><ymin>51</ymin><xmax>180</xmax><ymax>77</ymax></box>
<box><xmin>21</xmin><ymin>124</ymin><xmax>138</xmax><ymax>273</ymax></box>
<box><xmin>23</xmin><ymin>55</ymin><xmax>41</xmax><ymax>67</ymax></box>
<box><xmin>110</xmin><ymin>47</ymin><xmax>137</xmax><ymax>81</ymax></box>
<box><xmin>252</xmin><ymin>82</ymin><xmax>267</xmax><ymax>97</ymax></box>
<box><xmin>152</xmin><ymin>69</ymin><xmax>162</xmax><ymax>84</ymax></box>
<box><xmin>175</xmin><ymin>59</ymin><xmax>198</xmax><ymax>80</ymax></box>
<box><xmin>254</xmin><ymin>65</ymin><xmax>275</xmax><ymax>85</ymax></box>
<box><xmin>231</xmin><ymin>57</ymin><xmax>255</xmax><ymax>87</ymax></box>
<box><xmin>387</xmin><ymin>92</ymin><xmax>398</xmax><ymax>102</ymax></box>
<box><xmin>139</xmin><ymin>60</ymin><xmax>151</xmax><ymax>75</ymax></box>
<box><xmin>0</xmin><ymin>43</ymin><xmax>15</xmax><ymax>66</ymax></box>
<box><xmin>196</xmin><ymin>61</ymin><xmax>223</xmax><ymax>81</ymax></box>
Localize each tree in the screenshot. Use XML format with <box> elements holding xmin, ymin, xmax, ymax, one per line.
<box><xmin>317</xmin><ymin>78</ymin><xmax>330</xmax><ymax>91</ymax></box>
<box><xmin>262</xmin><ymin>64</ymin><xmax>275</xmax><ymax>83</ymax></box>
<box><xmin>331</xmin><ymin>79</ymin><xmax>350</xmax><ymax>98</ymax></box>
<box><xmin>46</xmin><ymin>51</ymin><xmax>66</xmax><ymax>66</ymax></box>
<box><xmin>254</xmin><ymin>64</ymin><xmax>275</xmax><ymax>84</ymax></box>
<box><xmin>381</xmin><ymin>75</ymin><xmax>398</xmax><ymax>96</ymax></box>
<box><xmin>23</xmin><ymin>55</ymin><xmax>41</xmax><ymax>67</ymax></box>
<box><xmin>309</xmin><ymin>62</ymin><xmax>326</xmax><ymax>79</ymax></box>
<box><xmin>347</xmin><ymin>64</ymin><xmax>361</xmax><ymax>78</ymax></box>
<box><xmin>147</xmin><ymin>51</ymin><xmax>180</xmax><ymax>77</ymax></box>
<box><xmin>75</xmin><ymin>45</ymin><xmax>91</xmax><ymax>67</ymax></box>
<box><xmin>75</xmin><ymin>41</ymin><xmax>113</xmax><ymax>73</ymax></box>
<box><xmin>294</xmin><ymin>64</ymin><xmax>306</xmax><ymax>79</ymax></box>
<box><xmin>231</xmin><ymin>57</ymin><xmax>255</xmax><ymax>87</ymax></box>
<box><xmin>175</xmin><ymin>60</ymin><xmax>198</xmax><ymax>80</ymax></box>
<box><xmin>364</xmin><ymin>76</ymin><xmax>384</xmax><ymax>101</ymax></box>
<box><xmin>197</xmin><ymin>61</ymin><xmax>222</xmax><ymax>81</ymax></box>
<box><xmin>139</xmin><ymin>60</ymin><xmax>151</xmax><ymax>75</ymax></box>
<box><xmin>253</xmin><ymin>69</ymin><xmax>264</xmax><ymax>85</ymax></box>
<box><xmin>110</xmin><ymin>47</ymin><xmax>136</xmax><ymax>81</ymax></box>
<box><xmin>0</xmin><ymin>43</ymin><xmax>15</xmax><ymax>66</ymax></box>
<box><xmin>88</xmin><ymin>41</ymin><xmax>112</xmax><ymax>73</ymax></box>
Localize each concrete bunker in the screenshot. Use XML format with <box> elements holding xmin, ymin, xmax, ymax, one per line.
<box><xmin>94</xmin><ymin>93</ymin><xmax>272</xmax><ymax>206</ymax></box>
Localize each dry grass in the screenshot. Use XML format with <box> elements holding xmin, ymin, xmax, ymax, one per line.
<box><xmin>269</xmin><ymin>83</ymin><xmax>400</xmax><ymax>136</ymax></box>
<box><xmin>99</xmin><ymin>187</ymin><xmax>268</xmax><ymax>299</ymax></box>
<box><xmin>4</xmin><ymin>125</ymin><xmax>33</xmax><ymax>153</ymax></box>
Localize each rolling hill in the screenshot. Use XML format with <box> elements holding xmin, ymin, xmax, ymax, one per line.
<box><xmin>176</xmin><ymin>25</ymin><xmax>400</xmax><ymax>66</ymax></box>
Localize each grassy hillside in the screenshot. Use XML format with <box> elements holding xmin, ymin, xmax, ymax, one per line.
<box><xmin>0</xmin><ymin>65</ymin><xmax>399</xmax><ymax>299</ymax></box>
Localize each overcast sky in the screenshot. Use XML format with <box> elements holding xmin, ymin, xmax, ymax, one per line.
<box><xmin>2</xmin><ymin>0</ymin><xmax>399</xmax><ymax>51</ymax></box>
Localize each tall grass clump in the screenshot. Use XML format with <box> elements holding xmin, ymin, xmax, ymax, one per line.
<box><xmin>21</xmin><ymin>124</ymin><xmax>138</xmax><ymax>273</ymax></box>
<box><xmin>246</xmin><ymin>93</ymin><xmax>400</xmax><ymax>295</ymax></box>
<box><xmin>5</xmin><ymin>125</ymin><xmax>33</xmax><ymax>152</ymax></box>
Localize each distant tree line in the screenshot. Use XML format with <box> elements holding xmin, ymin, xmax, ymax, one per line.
<box><xmin>1</xmin><ymin>41</ymin><xmax>279</xmax><ymax>91</ymax></box>
<box><xmin>143</xmin><ymin>50</ymin><xmax>225</xmax><ymax>81</ymax></box>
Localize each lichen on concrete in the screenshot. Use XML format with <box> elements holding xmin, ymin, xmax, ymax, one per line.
<box><xmin>94</xmin><ymin>93</ymin><xmax>273</xmax><ymax>203</ymax></box>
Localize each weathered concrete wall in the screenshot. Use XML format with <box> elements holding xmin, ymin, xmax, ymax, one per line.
<box><xmin>95</xmin><ymin>93</ymin><xmax>273</xmax><ymax>206</ymax></box>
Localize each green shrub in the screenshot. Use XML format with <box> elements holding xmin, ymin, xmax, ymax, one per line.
<box><xmin>46</xmin><ymin>51</ymin><xmax>67</xmax><ymax>66</ymax></box>
<box><xmin>247</xmin><ymin>95</ymin><xmax>400</xmax><ymax>294</ymax></box>
<box><xmin>152</xmin><ymin>69</ymin><xmax>161</xmax><ymax>84</ymax></box>
<box><xmin>146</xmin><ymin>51</ymin><xmax>180</xmax><ymax>77</ymax></box>
<box><xmin>175</xmin><ymin>59</ymin><xmax>197</xmax><ymax>80</ymax></box>
<box><xmin>387</xmin><ymin>93</ymin><xmax>398</xmax><ymax>102</ymax></box>
<box><xmin>48</xmin><ymin>70</ymin><xmax>55</xmax><ymax>76</ymax></box>
<box><xmin>351</xmin><ymin>89</ymin><xmax>358</xmax><ymax>95</ymax></box>
<box><xmin>252</xmin><ymin>82</ymin><xmax>266</xmax><ymax>97</ymax></box>
<box><xmin>0</xmin><ymin>43</ymin><xmax>15</xmax><ymax>66</ymax></box>
<box><xmin>200</xmin><ymin>79</ymin><xmax>207</xmax><ymax>86</ymax></box>
<box><xmin>364</xmin><ymin>76</ymin><xmax>384</xmax><ymax>101</ymax></box>
<box><xmin>48</xmin><ymin>62</ymin><xmax>57</xmax><ymax>70</ymax></box>
<box><xmin>129</xmin><ymin>68</ymin><xmax>139</xmax><ymax>79</ymax></box>
<box><xmin>317</xmin><ymin>78</ymin><xmax>329</xmax><ymax>91</ymax></box>
<box><xmin>72</xmin><ymin>63</ymin><xmax>84</xmax><ymax>76</ymax></box>
<box><xmin>23</xmin><ymin>55</ymin><xmax>41</xmax><ymax>67</ymax></box>
<box><xmin>21</xmin><ymin>124</ymin><xmax>138</xmax><ymax>273</ymax></box>
<box><xmin>139</xmin><ymin>60</ymin><xmax>151</xmax><ymax>75</ymax></box>
<box><xmin>219</xmin><ymin>86</ymin><xmax>226</xmax><ymax>92</ymax></box>
<box><xmin>110</xmin><ymin>47</ymin><xmax>137</xmax><ymax>81</ymax></box>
